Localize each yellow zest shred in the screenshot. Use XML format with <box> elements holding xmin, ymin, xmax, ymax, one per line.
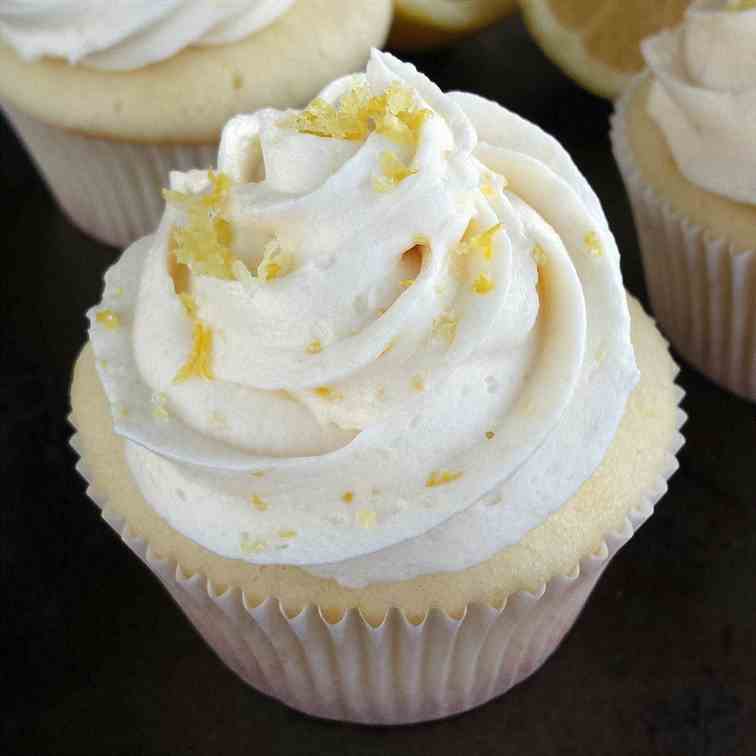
<box><xmin>473</xmin><ymin>272</ymin><xmax>495</xmax><ymax>295</ymax></box>
<box><xmin>433</xmin><ymin>312</ymin><xmax>458</xmax><ymax>345</ymax></box>
<box><xmin>278</xmin><ymin>529</ymin><xmax>297</xmax><ymax>540</ymax></box>
<box><xmin>342</xmin><ymin>491</ymin><xmax>355</xmax><ymax>504</ymax></box>
<box><xmin>412</xmin><ymin>374</ymin><xmax>425</xmax><ymax>392</ymax></box>
<box><xmin>240</xmin><ymin>533</ymin><xmax>268</xmax><ymax>555</ymax></box>
<box><xmin>257</xmin><ymin>238</ymin><xmax>294</xmax><ymax>281</ymax></box>
<box><xmin>373</xmin><ymin>151</ymin><xmax>417</xmax><ymax>193</ymax></box>
<box><xmin>584</xmin><ymin>231</ymin><xmax>603</xmax><ymax>257</ymax></box>
<box><xmin>456</xmin><ymin>222</ymin><xmax>503</xmax><ymax>261</ymax></box>
<box><xmin>174</xmin><ymin>321</ymin><xmax>214</xmax><ymax>383</ymax></box>
<box><xmin>283</xmin><ymin>82</ymin><xmax>432</xmax><ymax>147</ymax></box>
<box><xmin>313</xmin><ymin>386</ymin><xmax>343</xmax><ymax>401</ymax></box>
<box><xmin>399</xmin><ymin>278</ymin><xmax>415</xmax><ymax>289</ymax></box>
<box><xmin>306</xmin><ymin>340</ymin><xmax>322</xmax><ymax>354</ymax></box>
<box><xmin>426</xmin><ymin>470</ymin><xmax>463</xmax><ymax>488</ymax></box>
<box><xmin>356</xmin><ymin>509</ymin><xmax>377</xmax><ymax>528</ymax></box>
<box><xmin>532</xmin><ymin>244</ymin><xmax>547</xmax><ymax>266</ymax></box>
<box><xmin>486</xmin><ymin>431</ymin><xmax>496</xmax><ymax>440</ymax></box>
<box><xmin>96</xmin><ymin>309</ymin><xmax>120</xmax><ymax>330</ymax></box>
<box><xmin>151</xmin><ymin>392</ymin><xmax>170</xmax><ymax>419</ymax></box>
<box><xmin>178</xmin><ymin>293</ymin><xmax>198</xmax><ymax>318</ymax></box>
<box><xmin>250</xmin><ymin>495</ymin><xmax>268</xmax><ymax>512</ymax></box>
<box><xmin>163</xmin><ymin>171</ymin><xmax>236</xmax><ymax>279</ymax></box>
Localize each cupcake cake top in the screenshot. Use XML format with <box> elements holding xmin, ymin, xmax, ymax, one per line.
<box><xmin>88</xmin><ymin>50</ymin><xmax>638</xmax><ymax>587</ymax></box>
<box><xmin>0</xmin><ymin>0</ymin><xmax>294</xmax><ymax>70</ymax></box>
<box><xmin>642</xmin><ymin>0</ymin><xmax>756</xmax><ymax>203</ymax></box>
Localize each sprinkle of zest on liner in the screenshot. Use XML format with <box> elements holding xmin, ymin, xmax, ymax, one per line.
<box><xmin>727</xmin><ymin>0</ymin><xmax>756</xmax><ymax>10</ymax></box>
<box><xmin>373</xmin><ymin>151</ymin><xmax>417</xmax><ymax>193</ymax></box>
<box><xmin>151</xmin><ymin>392</ymin><xmax>170</xmax><ymax>419</ymax></box>
<box><xmin>456</xmin><ymin>222</ymin><xmax>502</xmax><ymax>261</ymax></box>
<box><xmin>240</xmin><ymin>533</ymin><xmax>268</xmax><ymax>555</ymax></box>
<box><xmin>473</xmin><ymin>272</ymin><xmax>495</xmax><ymax>295</ymax></box>
<box><xmin>96</xmin><ymin>309</ymin><xmax>121</xmax><ymax>330</ymax></box>
<box><xmin>426</xmin><ymin>469</ymin><xmax>463</xmax><ymax>487</ymax></box>
<box><xmin>250</xmin><ymin>494</ymin><xmax>268</xmax><ymax>512</ymax></box>
<box><xmin>486</xmin><ymin>431</ymin><xmax>496</xmax><ymax>440</ymax></box>
<box><xmin>283</xmin><ymin>82</ymin><xmax>432</xmax><ymax>147</ymax></box>
<box><xmin>257</xmin><ymin>237</ymin><xmax>295</xmax><ymax>281</ymax></box>
<box><xmin>306</xmin><ymin>340</ymin><xmax>322</xmax><ymax>354</ymax></box>
<box><xmin>174</xmin><ymin>321</ymin><xmax>214</xmax><ymax>384</ymax></box>
<box><xmin>356</xmin><ymin>509</ymin><xmax>378</xmax><ymax>528</ymax></box>
<box><xmin>278</xmin><ymin>529</ymin><xmax>297</xmax><ymax>540</ymax></box>
<box><xmin>313</xmin><ymin>386</ymin><xmax>343</xmax><ymax>401</ymax></box>
<box><xmin>584</xmin><ymin>231</ymin><xmax>603</xmax><ymax>257</ymax></box>
<box><xmin>433</xmin><ymin>311</ymin><xmax>458</xmax><ymax>345</ymax></box>
<box><xmin>342</xmin><ymin>491</ymin><xmax>355</xmax><ymax>504</ymax></box>
<box><xmin>163</xmin><ymin>171</ymin><xmax>237</xmax><ymax>280</ymax></box>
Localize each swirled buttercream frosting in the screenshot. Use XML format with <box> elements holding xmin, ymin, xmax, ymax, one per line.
<box><xmin>642</xmin><ymin>0</ymin><xmax>756</xmax><ymax>204</ymax></box>
<box><xmin>0</xmin><ymin>0</ymin><xmax>294</xmax><ymax>71</ymax></box>
<box><xmin>88</xmin><ymin>51</ymin><xmax>638</xmax><ymax>587</ymax></box>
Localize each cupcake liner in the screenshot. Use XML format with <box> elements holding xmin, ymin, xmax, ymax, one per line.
<box><xmin>2</xmin><ymin>103</ymin><xmax>217</xmax><ymax>249</ymax></box>
<box><xmin>611</xmin><ymin>80</ymin><xmax>756</xmax><ymax>402</ymax></box>
<box><xmin>68</xmin><ymin>390</ymin><xmax>685</xmax><ymax>725</ymax></box>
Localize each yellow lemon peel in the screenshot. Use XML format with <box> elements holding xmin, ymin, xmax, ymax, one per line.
<box><xmin>426</xmin><ymin>470</ymin><xmax>463</xmax><ymax>487</ymax></box>
<box><xmin>174</xmin><ymin>321</ymin><xmax>214</xmax><ymax>383</ymax></box>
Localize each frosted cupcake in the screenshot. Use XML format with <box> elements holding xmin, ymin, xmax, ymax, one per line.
<box><xmin>71</xmin><ymin>51</ymin><xmax>684</xmax><ymax>724</ymax></box>
<box><xmin>611</xmin><ymin>0</ymin><xmax>756</xmax><ymax>401</ymax></box>
<box><xmin>0</xmin><ymin>0</ymin><xmax>392</xmax><ymax>247</ymax></box>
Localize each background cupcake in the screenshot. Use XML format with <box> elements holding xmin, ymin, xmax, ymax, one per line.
<box><xmin>0</xmin><ymin>0</ymin><xmax>393</xmax><ymax>247</ymax></box>
<box><xmin>70</xmin><ymin>51</ymin><xmax>684</xmax><ymax>723</ymax></box>
<box><xmin>611</xmin><ymin>0</ymin><xmax>756</xmax><ymax>402</ymax></box>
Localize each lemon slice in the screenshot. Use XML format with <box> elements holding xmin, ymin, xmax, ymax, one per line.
<box><xmin>390</xmin><ymin>0</ymin><xmax>517</xmax><ymax>50</ymax></box>
<box><xmin>519</xmin><ymin>0</ymin><xmax>689</xmax><ymax>99</ymax></box>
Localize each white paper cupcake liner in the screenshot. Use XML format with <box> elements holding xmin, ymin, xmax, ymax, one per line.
<box><xmin>611</xmin><ymin>80</ymin><xmax>756</xmax><ymax>402</ymax></box>
<box><xmin>2</xmin><ymin>103</ymin><xmax>217</xmax><ymax>249</ymax></box>
<box><xmin>68</xmin><ymin>392</ymin><xmax>685</xmax><ymax>725</ymax></box>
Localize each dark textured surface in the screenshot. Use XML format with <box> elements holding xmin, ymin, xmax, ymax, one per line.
<box><xmin>2</xmin><ymin>15</ymin><xmax>755</xmax><ymax>756</ymax></box>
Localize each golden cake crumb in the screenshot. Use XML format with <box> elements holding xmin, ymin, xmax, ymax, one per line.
<box><xmin>96</xmin><ymin>309</ymin><xmax>120</xmax><ymax>330</ymax></box>
<box><xmin>250</xmin><ymin>495</ymin><xmax>268</xmax><ymax>512</ymax></box>
<box><xmin>473</xmin><ymin>272</ymin><xmax>495</xmax><ymax>295</ymax></box>
<box><xmin>174</xmin><ymin>321</ymin><xmax>214</xmax><ymax>383</ymax></box>
<box><xmin>342</xmin><ymin>491</ymin><xmax>355</xmax><ymax>504</ymax></box>
<box><xmin>426</xmin><ymin>469</ymin><xmax>463</xmax><ymax>487</ymax></box>
<box><xmin>356</xmin><ymin>509</ymin><xmax>378</xmax><ymax>528</ymax></box>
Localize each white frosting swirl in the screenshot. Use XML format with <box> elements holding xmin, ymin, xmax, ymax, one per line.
<box><xmin>0</xmin><ymin>0</ymin><xmax>294</xmax><ymax>71</ymax></box>
<box><xmin>642</xmin><ymin>0</ymin><xmax>756</xmax><ymax>204</ymax></box>
<box><xmin>88</xmin><ymin>51</ymin><xmax>638</xmax><ymax>586</ymax></box>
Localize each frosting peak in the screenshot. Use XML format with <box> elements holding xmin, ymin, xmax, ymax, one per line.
<box><xmin>88</xmin><ymin>51</ymin><xmax>637</xmax><ymax>586</ymax></box>
<box><xmin>0</xmin><ymin>0</ymin><xmax>295</xmax><ymax>71</ymax></box>
<box><xmin>642</xmin><ymin>0</ymin><xmax>756</xmax><ymax>203</ymax></box>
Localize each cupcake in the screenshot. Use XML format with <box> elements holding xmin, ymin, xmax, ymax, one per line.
<box><xmin>611</xmin><ymin>0</ymin><xmax>756</xmax><ymax>401</ymax></box>
<box><xmin>71</xmin><ymin>50</ymin><xmax>684</xmax><ymax>724</ymax></box>
<box><xmin>0</xmin><ymin>0</ymin><xmax>392</xmax><ymax>248</ymax></box>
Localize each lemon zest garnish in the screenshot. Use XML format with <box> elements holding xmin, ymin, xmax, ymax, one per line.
<box><xmin>96</xmin><ymin>309</ymin><xmax>120</xmax><ymax>330</ymax></box>
<box><xmin>164</xmin><ymin>171</ymin><xmax>237</xmax><ymax>280</ymax></box>
<box><xmin>240</xmin><ymin>533</ymin><xmax>268</xmax><ymax>555</ymax></box>
<box><xmin>252</xmin><ymin>470</ymin><xmax>266</xmax><ymax>478</ymax></box>
<box><xmin>113</xmin><ymin>287</ymin><xmax>124</xmax><ymax>297</ymax></box>
<box><xmin>457</xmin><ymin>222</ymin><xmax>502</xmax><ymax>261</ymax></box>
<box><xmin>584</xmin><ymin>231</ymin><xmax>603</xmax><ymax>256</ymax></box>
<box><xmin>256</xmin><ymin>237</ymin><xmax>295</xmax><ymax>281</ymax></box>
<box><xmin>313</xmin><ymin>386</ymin><xmax>343</xmax><ymax>401</ymax></box>
<box><xmin>151</xmin><ymin>392</ymin><xmax>170</xmax><ymax>419</ymax></box>
<box><xmin>342</xmin><ymin>491</ymin><xmax>354</xmax><ymax>504</ymax></box>
<box><xmin>356</xmin><ymin>509</ymin><xmax>377</xmax><ymax>528</ymax></box>
<box><xmin>473</xmin><ymin>272</ymin><xmax>495</xmax><ymax>295</ymax></box>
<box><xmin>426</xmin><ymin>470</ymin><xmax>463</xmax><ymax>488</ymax></box>
<box><xmin>532</xmin><ymin>244</ymin><xmax>547</xmax><ymax>266</ymax></box>
<box><xmin>250</xmin><ymin>495</ymin><xmax>268</xmax><ymax>512</ymax></box>
<box><xmin>486</xmin><ymin>431</ymin><xmax>496</xmax><ymax>440</ymax></box>
<box><xmin>174</xmin><ymin>321</ymin><xmax>214</xmax><ymax>383</ymax></box>
<box><xmin>284</xmin><ymin>82</ymin><xmax>432</xmax><ymax>147</ymax></box>
<box><xmin>306</xmin><ymin>340</ymin><xmax>322</xmax><ymax>354</ymax></box>
<box><xmin>399</xmin><ymin>278</ymin><xmax>415</xmax><ymax>289</ymax></box>
<box><xmin>178</xmin><ymin>293</ymin><xmax>198</xmax><ymax>318</ymax></box>
<box><xmin>412</xmin><ymin>374</ymin><xmax>425</xmax><ymax>391</ymax></box>
<box><xmin>278</xmin><ymin>529</ymin><xmax>297</xmax><ymax>540</ymax></box>
<box><xmin>481</xmin><ymin>181</ymin><xmax>497</xmax><ymax>198</ymax></box>
<box><xmin>433</xmin><ymin>312</ymin><xmax>458</xmax><ymax>345</ymax></box>
<box><xmin>373</xmin><ymin>151</ymin><xmax>417</xmax><ymax>193</ymax></box>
